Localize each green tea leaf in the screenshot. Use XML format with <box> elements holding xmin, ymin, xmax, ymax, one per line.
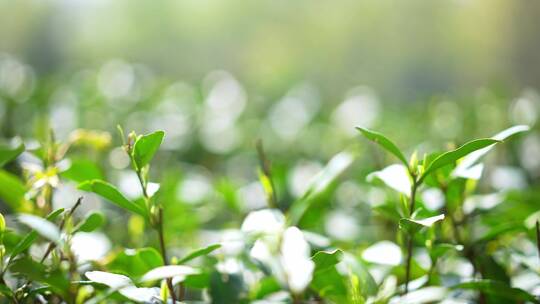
<box><xmin>140</xmin><ymin>265</ymin><xmax>199</xmax><ymax>282</ymax></box>
<box><xmin>356</xmin><ymin>127</ymin><xmax>408</xmax><ymax>166</ymax></box>
<box><xmin>288</xmin><ymin>151</ymin><xmax>354</xmax><ymax>225</ymax></box>
<box><xmin>85</xmin><ymin>271</ymin><xmax>132</xmax><ymax>289</ymax></box>
<box><xmin>0</xmin><ymin>139</ymin><xmax>24</xmax><ymax>167</ymax></box>
<box><xmin>367</xmin><ymin>164</ymin><xmax>411</xmax><ymax>196</ymax></box>
<box><xmin>106</xmin><ymin>248</ymin><xmax>163</xmax><ymax>279</ymax></box>
<box><xmin>419</xmin><ymin>139</ymin><xmax>499</xmax><ymax>183</ymax></box>
<box><xmin>0</xmin><ymin>170</ymin><xmax>30</xmax><ymax>211</ymax></box>
<box><xmin>453</xmin><ymin>280</ymin><xmax>539</xmax><ymax>303</ymax></box>
<box><xmin>18</xmin><ymin>214</ymin><xmax>62</xmax><ymax>245</ymax></box>
<box><xmin>61</xmin><ymin>158</ymin><xmax>103</xmax><ymax>183</ymax></box>
<box><xmin>453</xmin><ymin>125</ymin><xmax>529</xmax><ymax>179</ymax></box>
<box><xmin>429</xmin><ymin>243</ymin><xmax>463</xmax><ymax>261</ymax></box>
<box><xmin>179</xmin><ymin>244</ymin><xmax>221</xmax><ymax>264</ymax></box>
<box><xmin>75</xmin><ymin>211</ymin><xmax>105</xmax><ymax>233</ymax></box>
<box><xmin>79</xmin><ymin>180</ymin><xmax>146</xmax><ymax>217</ymax></box>
<box><xmin>8</xmin><ymin>209</ymin><xmax>64</xmax><ymax>260</ymax></box>
<box><xmin>399</xmin><ymin>214</ymin><xmax>445</xmax><ymax>234</ymax></box>
<box><xmin>132</xmin><ymin>130</ymin><xmax>164</xmax><ymax>170</ymax></box>
<box><xmin>312</xmin><ymin>249</ymin><xmax>343</xmax><ymax>272</ymax></box>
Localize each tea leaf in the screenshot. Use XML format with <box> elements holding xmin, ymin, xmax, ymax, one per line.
<box><xmin>0</xmin><ymin>139</ymin><xmax>24</xmax><ymax>167</ymax></box>
<box><xmin>288</xmin><ymin>151</ymin><xmax>353</xmax><ymax>224</ymax></box>
<box><xmin>132</xmin><ymin>130</ymin><xmax>164</xmax><ymax>170</ymax></box>
<box><xmin>367</xmin><ymin>164</ymin><xmax>411</xmax><ymax>196</ymax></box>
<box><xmin>61</xmin><ymin>158</ymin><xmax>103</xmax><ymax>183</ymax></box>
<box><xmin>179</xmin><ymin>244</ymin><xmax>221</xmax><ymax>264</ymax></box>
<box><xmin>106</xmin><ymin>248</ymin><xmax>163</xmax><ymax>279</ymax></box>
<box><xmin>75</xmin><ymin>211</ymin><xmax>105</xmax><ymax>233</ymax></box>
<box><xmin>419</xmin><ymin>139</ymin><xmax>499</xmax><ymax>183</ymax></box>
<box><xmin>356</xmin><ymin>127</ymin><xmax>408</xmax><ymax>166</ymax></box>
<box><xmin>312</xmin><ymin>249</ymin><xmax>343</xmax><ymax>272</ymax></box>
<box><xmin>79</xmin><ymin>180</ymin><xmax>146</xmax><ymax>217</ymax></box>
<box><xmin>399</xmin><ymin>214</ymin><xmax>445</xmax><ymax>234</ymax></box>
<box><xmin>0</xmin><ymin>170</ymin><xmax>30</xmax><ymax>211</ymax></box>
<box><xmin>8</xmin><ymin>209</ymin><xmax>64</xmax><ymax>260</ymax></box>
<box><xmin>453</xmin><ymin>125</ymin><xmax>529</xmax><ymax>179</ymax></box>
<box><xmin>18</xmin><ymin>214</ymin><xmax>62</xmax><ymax>245</ymax></box>
<box><xmin>140</xmin><ymin>265</ymin><xmax>199</xmax><ymax>282</ymax></box>
<box><xmin>85</xmin><ymin>271</ymin><xmax>132</xmax><ymax>289</ymax></box>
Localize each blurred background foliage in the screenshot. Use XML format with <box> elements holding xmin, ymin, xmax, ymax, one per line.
<box><xmin>1</xmin><ymin>0</ymin><xmax>540</xmax><ymax>291</ymax></box>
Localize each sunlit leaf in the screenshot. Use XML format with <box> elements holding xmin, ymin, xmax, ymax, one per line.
<box><xmin>179</xmin><ymin>244</ymin><xmax>221</xmax><ymax>264</ymax></box>
<box><xmin>75</xmin><ymin>211</ymin><xmax>105</xmax><ymax>233</ymax></box>
<box><xmin>399</xmin><ymin>214</ymin><xmax>445</xmax><ymax>234</ymax></box>
<box><xmin>429</xmin><ymin>243</ymin><xmax>463</xmax><ymax>261</ymax></box>
<box><xmin>452</xmin><ymin>125</ymin><xmax>529</xmax><ymax>179</ymax></box>
<box><xmin>85</xmin><ymin>271</ymin><xmax>132</xmax><ymax>289</ymax></box>
<box><xmin>18</xmin><ymin>214</ymin><xmax>62</xmax><ymax>245</ymax></box>
<box><xmin>106</xmin><ymin>248</ymin><xmax>163</xmax><ymax>279</ymax></box>
<box><xmin>8</xmin><ymin>209</ymin><xmax>64</xmax><ymax>260</ymax></box>
<box><xmin>61</xmin><ymin>158</ymin><xmax>103</xmax><ymax>183</ymax></box>
<box><xmin>356</xmin><ymin>127</ymin><xmax>408</xmax><ymax>166</ymax></box>
<box><xmin>0</xmin><ymin>138</ymin><xmax>24</xmax><ymax>167</ymax></box>
<box><xmin>85</xmin><ymin>270</ymin><xmax>159</xmax><ymax>302</ymax></box>
<box><xmin>0</xmin><ymin>170</ymin><xmax>31</xmax><ymax>211</ymax></box>
<box><xmin>312</xmin><ymin>249</ymin><xmax>343</xmax><ymax>272</ymax></box>
<box><xmin>140</xmin><ymin>265</ymin><xmax>199</xmax><ymax>282</ymax></box>
<box><xmin>367</xmin><ymin>164</ymin><xmax>411</xmax><ymax>196</ymax></box>
<box><xmin>79</xmin><ymin>180</ymin><xmax>146</xmax><ymax>217</ymax></box>
<box><xmin>419</xmin><ymin>138</ymin><xmax>499</xmax><ymax>183</ymax></box>
<box><xmin>132</xmin><ymin>130</ymin><xmax>164</xmax><ymax>170</ymax></box>
<box><xmin>117</xmin><ymin>286</ymin><xmax>160</xmax><ymax>303</ymax></box>
<box><xmin>288</xmin><ymin>151</ymin><xmax>354</xmax><ymax>224</ymax></box>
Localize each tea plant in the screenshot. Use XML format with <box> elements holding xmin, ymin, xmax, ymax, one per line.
<box><xmin>0</xmin><ymin>122</ymin><xmax>538</xmax><ymax>304</ymax></box>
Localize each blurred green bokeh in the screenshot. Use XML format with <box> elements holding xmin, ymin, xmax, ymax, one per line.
<box><xmin>2</xmin><ymin>0</ymin><xmax>540</xmax><ymax>100</ymax></box>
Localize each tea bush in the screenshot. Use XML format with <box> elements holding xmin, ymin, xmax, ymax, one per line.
<box><xmin>0</xmin><ymin>64</ymin><xmax>540</xmax><ymax>303</ymax></box>
<box><xmin>0</xmin><ymin>120</ymin><xmax>539</xmax><ymax>303</ymax></box>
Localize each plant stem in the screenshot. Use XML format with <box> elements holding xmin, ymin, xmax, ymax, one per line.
<box><xmin>404</xmin><ymin>180</ymin><xmax>418</xmax><ymax>295</ymax></box>
<box><xmin>134</xmin><ymin>167</ymin><xmax>177</xmax><ymax>303</ymax></box>
<box><xmin>156</xmin><ymin>208</ymin><xmax>178</xmax><ymax>303</ymax></box>
<box><xmin>40</xmin><ymin>197</ymin><xmax>83</xmax><ymax>263</ymax></box>
<box><xmin>18</xmin><ymin>197</ymin><xmax>83</xmax><ymax>303</ymax></box>
<box><xmin>536</xmin><ymin>221</ymin><xmax>540</xmax><ymax>265</ymax></box>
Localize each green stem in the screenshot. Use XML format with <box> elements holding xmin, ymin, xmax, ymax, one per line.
<box><xmin>156</xmin><ymin>208</ymin><xmax>178</xmax><ymax>303</ymax></box>
<box><xmin>404</xmin><ymin>180</ymin><xmax>418</xmax><ymax>295</ymax></box>
<box><xmin>134</xmin><ymin>167</ymin><xmax>177</xmax><ymax>303</ymax></box>
<box><xmin>536</xmin><ymin>221</ymin><xmax>540</xmax><ymax>265</ymax></box>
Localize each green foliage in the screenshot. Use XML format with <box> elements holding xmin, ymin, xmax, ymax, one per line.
<box><xmin>79</xmin><ymin>179</ymin><xmax>147</xmax><ymax>217</ymax></box>
<box><xmin>454</xmin><ymin>280</ymin><xmax>540</xmax><ymax>303</ymax></box>
<box><xmin>179</xmin><ymin>244</ymin><xmax>221</xmax><ymax>264</ymax></box>
<box><xmin>419</xmin><ymin>138</ymin><xmax>500</xmax><ymax>183</ymax></box>
<box><xmin>75</xmin><ymin>211</ymin><xmax>105</xmax><ymax>233</ymax></box>
<box><xmin>356</xmin><ymin>127</ymin><xmax>408</xmax><ymax>167</ymax></box>
<box><xmin>0</xmin><ymin>90</ymin><xmax>536</xmax><ymax>304</ymax></box>
<box><xmin>0</xmin><ymin>139</ymin><xmax>24</xmax><ymax>167</ymax></box>
<box><xmin>132</xmin><ymin>130</ymin><xmax>164</xmax><ymax>171</ymax></box>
